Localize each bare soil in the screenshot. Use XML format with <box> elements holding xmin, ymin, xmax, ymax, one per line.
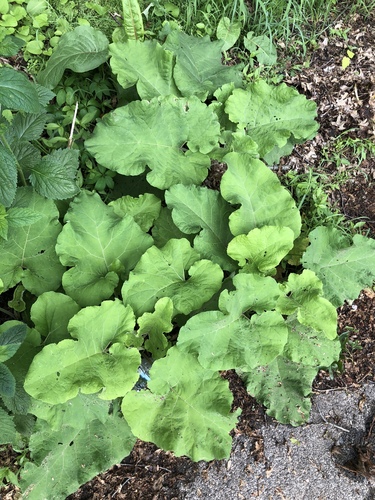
<box><xmin>1</xmin><ymin>10</ymin><xmax>374</xmax><ymax>500</ymax></box>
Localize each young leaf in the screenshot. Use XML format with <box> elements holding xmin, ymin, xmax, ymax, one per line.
<box><xmin>37</xmin><ymin>26</ymin><xmax>109</xmax><ymax>89</ymax></box>
<box><xmin>302</xmin><ymin>226</ymin><xmax>375</xmax><ymax>307</ymax></box>
<box><xmin>85</xmin><ymin>95</ymin><xmax>220</xmax><ymax>189</ymax></box>
<box><xmin>122</xmin><ymin>238</ymin><xmax>224</xmax><ymax>317</ymax></box>
<box><xmin>216</xmin><ymin>17</ymin><xmax>241</xmax><ymax>51</ymax></box>
<box><xmin>165</xmin><ymin>184</ymin><xmax>236</xmax><ymax>271</ymax></box>
<box><xmin>138</xmin><ymin>297</ymin><xmax>173</xmax><ymax>359</ymax></box>
<box><xmin>56</xmin><ymin>190</ymin><xmax>153</xmax><ymax>306</ymax></box>
<box><xmin>164</xmin><ymin>31</ymin><xmax>242</xmax><ymax>100</ymax></box>
<box><xmin>0</xmin><ymin>188</ymin><xmax>64</xmax><ymax>294</ymax></box>
<box><xmin>244</xmin><ymin>33</ymin><xmax>277</xmax><ymax>65</ymax></box>
<box><xmin>221</xmin><ymin>152</ymin><xmax>301</xmax><ymax>237</ymax></box>
<box><xmin>28</xmin><ymin>149</ymin><xmax>80</xmax><ymax>200</ymax></box>
<box><xmin>0</xmin><ymin>67</ymin><xmax>41</xmax><ymax>113</ymax></box>
<box><xmin>0</xmin><ymin>142</ymin><xmax>17</xmax><ymax>207</ymax></box>
<box><xmin>122</xmin><ymin>346</ymin><xmax>240</xmax><ymax>461</ymax></box>
<box><xmin>109</xmin><ymin>193</ymin><xmax>161</xmax><ymax>232</ymax></box>
<box><xmin>24</xmin><ymin>300</ymin><xmax>140</xmax><ymax>404</ymax></box>
<box><xmin>225</xmin><ymin>81</ymin><xmax>318</xmax><ymax>161</ymax></box>
<box><xmin>121</xmin><ymin>0</ymin><xmax>144</xmax><ymax>40</ymax></box>
<box><xmin>109</xmin><ymin>39</ymin><xmax>179</xmax><ymax>99</ymax></box>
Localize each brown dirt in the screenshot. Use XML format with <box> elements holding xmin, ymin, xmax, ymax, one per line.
<box><xmin>1</xmin><ymin>10</ymin><xmax>375</xmax><ymax>500</ymax></box>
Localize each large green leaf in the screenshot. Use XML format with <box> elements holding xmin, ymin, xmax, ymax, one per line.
<box><xmin>122</xmin><ymin>347</ymin><xmax>240</xmax><ymax>461</ymax></box>
<box><xmin>122</xmin><ymin>238</ymin><xmax>224</xmax><ymax>317</ymax></box>
<box><xmin>164</xmin><ymin>31</ymin><xmax>242</xmax><ymax>100</ymax></box>
<box><xmin>37</xmin><ymin>26</ymin><xmax>109</xmax><ymax>89</ymax></box>
<box><xmin>21</xmin><ymin>397</ymin><xmax>135</xmax><ymax>500</ymax></box>
<box><xmin>0</xmin><ymin>67</ymin><xmax>41</xmax><ymax>112</ymax></box>
<box><xmin>221</xmin><ymin>152</ymin><xmax>301</xmax><ymax>237</ymax></box>
<box><xmin>110</xmin><ymin>39</ymin><xmax>179</xmax><ymax>99</ymax></box>
<box><xmin>165</xmin><ymin>184</ymin><xmax>236</xmax><ymax>271</ymax></box>
<box><xmin>0</xmin><ymin>142</ymin><xmax>17</xmax><ymax>207</ymax></box>
<box><xmin>0</xmin><ymin>188</ymin><xmax>64</xmax><ymax>294</ymax></box>
<box><xmin>56</xmin><ymin>190</ymin><xmax>153</xmax><ymax>307</ymax></box>
<box><xmin>85</xmin><ymin>95</ymin><xmax>220</xmax><ymax>189</ymax></box>
<box><xmin>24</xmin><ymin>300</ymin><xmax>140</xmax><ymax>404</ymax></box>
<box><xmin>302</xmin><ymin>226</ymin><xmax>375</xmax><ymax>307</ymax></box>
<box><xmin>225</xmin><ymin>81</ymin><xmax>318</xmax><ymax>161</ymax></box>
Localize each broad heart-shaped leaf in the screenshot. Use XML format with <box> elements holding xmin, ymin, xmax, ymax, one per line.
<box><xmin>0</xmin><ymin>323</ymin><xmax>27</xmax><ymax>362</ymax></box>
<box><xmin>164</xmin><ymin>31</ymin><xmax>243</xmax><ymax>100</ymax></box>
<box><xmin>0</xmin><ymin>142</ymin><xmax>17</xmax><ymax>207</ymax></box>
<box><xmin>0</xmin><ymin>67</ymin><xmax>41</xmax><ymax>112</ymax></box>
<box><xmin>216</xmin><ymin>17</ymin><xmax>241</xmax><ymax>51</ymax></box>
<box><xmin>28</xmin><ymin>149</ymin><xmax>80</xmax><ymax>199</ymax></box>
<box><xmin>284</xmin><ymin>314</ymin><xmax>341</xmax><ymax>367</ymax></box>
<box><xmin>227</xmin><ymin>226</ymin><xmax>295</xmax><ymax>274</ymax></box>
<box><xmin>85</xmin><ymin>95</ymin><xmax>220</xmax><ymax>190</ymax></box>
<box><xmin>0</xmin><ymin>188</ymin><xmax>64</xmax><ymax>294</ymax></box>
<box><xmin>302</xmin><ymin>226</ymin><xmax>375</xmax><ymax>307</ymax></box>
<box><xmin>243</xmin><ymin>356</ymin><xmax>318</xmax><ymax>425</ymax></box>
<box><xmin>109</xmin><ymin>39</ymin><xmax>180</xmax><ymax>99</ymax></box>
<box><xmin>138</xmin><ymin>297</ymin><xmax>173</xmax><ymax>360</ymax></box>
<box><xmin>122</xmin><ymin>347</ymin><xmax>240</xmax><ymax>461</ymax></box>
<box><xmin>121</xmin><ymin>238</ymin><xmax>224</xmax><ymax>317</ymax></box>
<box><xmin>221</xmin><ymin>152</ymin><xmax>301</xmax><ymax>237</ymax></box>
<box><xmin>37</xmin><ymin>26</ymin><xmax>109</xmax><ymax>89</ymax></box>
<box><xmin>225</xmin><ymin>81</ymin><xmax>318</xmax><ymax>161</ymax></box>
<box><xmin>56</xmin><ymin>190</ymin><xmax>153</xmax><ymax>307</ymax></box>
<box><xmin>21</xmin><ymin>404</ymin><xmax>135</xmax><ymax>500</ymax></box>
<box><xmin>277</xmin><ymin>270</ymin><xmax>337</xmax><ymax>340</ymax></box>
<box><xmin>109</xmin><ymin>193</ymin><xmax>161</xmax><ymax>232</ymax></box>
<box><xmin>165</xmin><ymin>184</ymin><xmax>236</xmax><ymax>271</ymax></box>
<box><xmin>24</xmin><ymin>300</ymin><xmax>140</xmax><ymax>405</ymax></box>
<box><xmin>31</xmin><ymin>292</ymin><xmax>80</xmax><ymax>345</ymax></box>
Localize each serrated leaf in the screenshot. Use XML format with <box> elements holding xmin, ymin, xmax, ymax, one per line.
<box><xmin>221</xmin><ymin>152</ymin><xmax>301</xmax><ymax>237</ymax></box>
<box><xmin>244</xmin><ymin>356</ymin><xmax>318</xmax><ymax>425</ymax></box>
<box><xmin>165</xmin><ymin>184</ymin><xmax>236</xmax><ymax>271</ymax></box>
<box><xmin>122</xmin><ymin>346</ymin><xmax>240</xmax><ymax>461</ymax></box>
<box><xmin>25</xmin><ymin>300</ymin><xmax>140</xmax><ymax>404</ymax></box>
<box><xmin>216</xmin><ymin>17</ymin><xmax>241</xmax><ymax>51</ymax></box>
<box><xmin>37</xmin><ymin>26</ymin><xmax>109</xmax><ymax>89</ymax></box>
<box><xmin>9</xmin><ymin>141</ymin><xmax>41</xmax><ymax>176</ymax></box>
<box><xmin>0</xmin><ymin>203</ymin><xmax>8</xmax><ymax>239</ymax></box>
<box><xmin>31</xmin><ymin>292</ymin><xmax>80</xmax><ymax>345</ymax></box>
<box><xmin>0</xmin><ymin>67</ymin><xmax>41</xmax><ymax>112</ymax></box>
<box><xmin>0</xmin><ymin>323</ymin><xmax>27</xmax><ymax>362</ymax></box>
<box><xmin>122</xmin><ymin>238</ymin><xmax>224</xmax><ymax>317</ymax></box>
<box><xmin>0</xmin><ymin>363</ymin><xmax>16</xmax><ymax>397</ymax></box>
<box><xmin>0</xmin><ymin>188</ymin><xmax>64</xmax><ymax>294</ymax></box>
<box><xmin>8</xmin><ymin>111</ymin><xmax>47</xmax><ymax>141</ymax></box>
<box><xmin>302</xmin><ymin>226</ymin><xmax>375</xmax><ymax>307</ymax></box>
<box><xmin>138</xmin><ymin>297</ymin><xmax>173</xmax><ymax>359</ymax></box>
<box><xmin>56</xmin><ymin>190</ymin><xmax>153</xmax><ymax>306</ymax></box>
<box><xmin>29</xmin><ymin>149</ymin><xmax>80</xmax><ymax>199</ymax></box>
<box><xmin>225</xmin><ymin>81</ymin><xmax>318</xmax><ymax>161</ymax></box>
<box><xmin>110</xmin><ymin>39</ymin><xmax>179</xmax><ymax>98</ymax></box>
<box><xmin>164</xmin><ymin>31</ymin><xmax>242</xmax><ymax>100</ymax></box>
<box><xmin>109</xmin><ymin>193</ymin><xmax>161</xmax><ymax>232</ymax></box>
<box><xmin>6</xmin><ymin>207</ymin><xmax>43</xmax><ymax>228</ymax></box>
<box><xmin>0</xmin><ymin>142</ymin><xmax>17</xmax><ymax>207</ymax></box>
<box><xmin>0</xmin><ymin>407</ymin><xmax>16</xmax><ymax>445</ymax></box>
<box><xmin>85</xmin><ymin>95</ymin><xmax>220</xmax><ymax>190</ymax></box>
<box><xmin>227</xmin><ymin>225</ymin><xmax>295</xmax><ymax>274</ymax></box>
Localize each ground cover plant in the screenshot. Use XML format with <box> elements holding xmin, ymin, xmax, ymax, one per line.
<box><xmin>1</xmin><ymin>0</ymin><xmax>375</xmax><ymax>498</ymax></box>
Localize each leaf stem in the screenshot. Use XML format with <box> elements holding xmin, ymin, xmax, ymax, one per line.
<box><xmin>0</xmin><ymin>133</ymin><xmax>27</xmax><ymax>187</ymax></box>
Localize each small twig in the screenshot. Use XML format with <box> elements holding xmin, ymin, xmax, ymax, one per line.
<box><xmin>68</xmin><ymin>102</ymin><xmax>79</xmax><ymax>149</ymax></box>
<box><xmin>315</xmin><ymin>402</ymin><xmax>350</xmax><ymax>432</ymax></box>
<box><xmin>0</xmin><ymin>307</ymin><xmax>16</xmax><ymax>319</ymax></box>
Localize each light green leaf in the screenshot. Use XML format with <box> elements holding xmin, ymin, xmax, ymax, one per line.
<box><xmin>216</xmin><ymin>17</ymin><xmax>241</xmax><ymax>51</ymax></box>
<box><xmin>122</xmin><ymin>238</ymin><xmax>224</xmax><ymax>317</ymax></box>
<box><xmin>151</xmin><ymin>206</ymin><xmax>194</xmax><ymax>247</ymax></box>
<box><xmin>0</xmin><ymin>407</ymin><xmax>16</xmax><ymax>445</ymax></box>
<box><xmin>164</xmin><ymin>31</ymin><xmax>242</xmax><ymax>100</ymax></box>
<box><xmin>122</xmin><ymin>346</ymin><xmax>240</xmax><ymax>461</ymax></box>
<box><xmin>221</xmin><ymin>152</ymin><xmax>301</xmax><ymax>237</ymax></box>
<box><xmin>0</xmin><ymin>67</ymin><xmax>41</xmax><ymax>112</ymax></box>
<box><xmin>225</xmin><ymin>81</ymin><xmax>318</xmax><ymax>161</ymax></box>
<box><xmin>24</xmin><ymin>300</ymin><xmax>140</xmax><ymax>404</ymax></box>
<box><xmin>6</xmin><ymin>207</ymin><xmax>43</xmax><ymax>228</ymax></box>
<box><xmin>0</xmin><ymin>188</ymin><xmax>64</xmax><ymax>294</ymax></box>
<box><xmin>109</xmin><ymin>193</ymin><xmax>161</xmax><ymax>232</ymax></box>
<box><xmin>31</xmin><ymin>292</ymin><xmax>80</xmax><ymax>345</ymax></box>
<box><xmin>244</xmin><ymin>33</ymin><xmax>277</xmax><ymax>65</ymax></box>
<box><xmin>138</xmin><ymin>297</ymin><xmax>173</xmax><ymax>359</ymax></box>
<box><xmin>26</xmin><ymin>0</ymin><xmax>48</xmax><ymax>16</ymax></box>
<box><xmin>29</xmin><ymin>149</ymin><xmax>80</xmax><ymax>199</ymax></box>
<box><xmin>85</xmin><ymin>95</ymin><xmax>220</xmax><ymax>189</ymax></box>
<box><xmin>56</xmin><ymin>190</ymin><xmax>153</xmax><ymax>307</ymax></box>
<box><xmin>244</xmin><ymin>356</ymin><xmax>318</xmax><ymax>425</ymax></box>
<box><xmin>277</xmin><ymin>270</ymin><xmax>337</xmax><ymax>339</ymax></box>
<box><xmin>0</xmin><ymin>323</ymin><xmax>28</xmax><ymax>362</ymax></box>
<box><xmin>302</xmin><ymin>226</ymin><xmax>375</xmax><ymax>307</ymax></box>
<box><xmin>121</xmin><ymin>0</ymin><xmax>144</xmax><ymax>40</ymax></box>
<box><xmin>21</xmin><ymin>407</ymin><xmax>135</xmax><ymax>500</ymax></box>
<box><xmin>165</xmin><ymin>184</ymin><xmax>236</xmax><ymax>271</ymax></box>
<box><xmin>110</xmin><ymin>39</ymin><xmax>179</xmax><ymax>98</ymax></box>
<box><xmin>0</xmin><ymin>142</ymin><xmax>17</xmax><ymax>207</ymax></box>
<box><xmin>227</xmin><ymin>226</ymin><xmax>295</xmax><ymax>274</ymax></box>
<box><xmin>37</xmin><ymin>26</ymin><xmax>109</xmax><ymax>89</ymax></box>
